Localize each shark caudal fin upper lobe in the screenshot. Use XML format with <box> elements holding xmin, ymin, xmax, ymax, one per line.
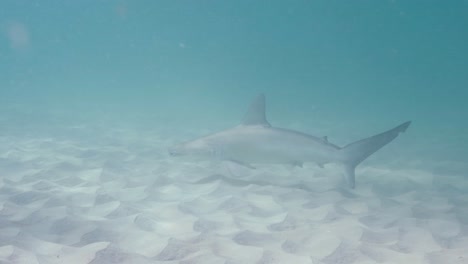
<box><xmin>340</xmin><ymin>121</ymin><xmax>411</xmax><ymax>188</ymax></box>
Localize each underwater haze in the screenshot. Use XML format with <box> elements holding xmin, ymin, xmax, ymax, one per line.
<box><xmin>1</xmin><ymin>1</ymin><xmax>467</xmax><ymax>263</ymax></box>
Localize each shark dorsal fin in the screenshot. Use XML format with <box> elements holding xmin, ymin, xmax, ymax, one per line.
<box><xmin>242</xmin><ymin>93</ymin><xmax>271</xmax><ymax>127</ymax></box>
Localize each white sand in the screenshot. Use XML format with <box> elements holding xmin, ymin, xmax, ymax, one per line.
<box><xmin>0</xmin><ymin>123</ymin><xmax>467</xmax><ymax>264</ymax></box>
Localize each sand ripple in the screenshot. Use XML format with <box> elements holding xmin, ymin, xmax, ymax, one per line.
<box><xmin>0</xmin><ymin>132</ymin><xmax>466</xmax><ymax>263</ymax></box>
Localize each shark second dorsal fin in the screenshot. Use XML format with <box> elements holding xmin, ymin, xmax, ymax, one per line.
<box><xmin>242</xmin><ymin>93</ymin><xmax>271</xmax><ymax>127</ymax></box>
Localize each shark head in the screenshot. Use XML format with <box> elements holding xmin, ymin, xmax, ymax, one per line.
<box><xmin>168</xmin><ymin>138</ymin><xmax>217</xmax><ymax>158</ymax></box>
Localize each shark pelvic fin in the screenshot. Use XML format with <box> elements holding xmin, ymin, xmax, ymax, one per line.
<box><xmin>242</xmin><ymin>93</ymin><xmax>271</xmax><ymax>127</ymax></box>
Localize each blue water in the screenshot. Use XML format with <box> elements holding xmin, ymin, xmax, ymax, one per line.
<box><xmin>1</xmin><ymin>1</ymin><xmax>467</xmax><ymax>262</ymax></box>
<box><xmin>2</xmin><ymin>1</ymin><xmax>467</xmax><ymax>167</ymax></box>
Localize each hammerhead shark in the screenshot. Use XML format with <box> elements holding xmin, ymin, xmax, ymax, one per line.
<box><xmin>169</xmin><ymin>94</ymin><xmax>410</xmax><ymax>188</ymax></box>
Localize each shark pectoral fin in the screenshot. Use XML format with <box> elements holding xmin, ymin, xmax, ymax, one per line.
<box><xmin>228</xmin><ymin>159</ymin><xmax>256</xmax><ymax>169</ymax></box>
<box><xmin>317</xmin><ymin>163</ymin><xmax>324</xmax><ymax>169</ymax></box>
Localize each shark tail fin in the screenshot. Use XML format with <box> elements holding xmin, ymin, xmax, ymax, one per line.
<box><xmin>340</xmin><ymin>121</ymin><xmax>411</xmax><ymax>188</ymax></box>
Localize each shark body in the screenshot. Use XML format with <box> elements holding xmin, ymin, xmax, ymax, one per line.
<box><xmin>169</xmin><ymin>94</ymin><xmax>410</xmax><ymax>188</ymax></box>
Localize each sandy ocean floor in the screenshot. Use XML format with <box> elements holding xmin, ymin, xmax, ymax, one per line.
<box><xmin>0</xmin><ymin>117</ymin><xmax>467</xmax><ymax>264</ymax></box>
